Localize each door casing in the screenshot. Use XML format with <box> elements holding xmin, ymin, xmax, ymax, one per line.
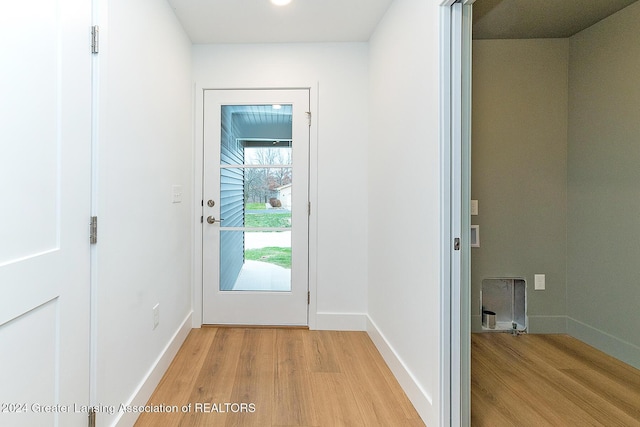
<box><xmin>192</xmin><ymin>85</ymin><xmax>319</xmax><ymax>329</ymax></box>
<box><xmin>440</xmin><ymin>0</ymin><xmax>473</xmax><ymax>426</ymax></box>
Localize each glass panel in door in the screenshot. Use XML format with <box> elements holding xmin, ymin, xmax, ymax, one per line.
<box><xmin>218</xmin><ymin>104</ymin><xmax>294</xmax><ymax>292</ymax></box>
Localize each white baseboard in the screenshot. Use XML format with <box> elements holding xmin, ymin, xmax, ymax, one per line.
<box><xmin>366</xmin><ymin>316</ymin><xmax>431</xmax><ymax>424</ymax></box>
<box><xmin>568</xmin><ymin>316</ymin><xmax>640</xmax><ymax>371</ymax></box>
<box><xmin>472</xmin><ymin>314</ymin><xmax>568</xmax><ymax>334</ymax></box>
<box><xmin>313</xmin><ymin>312</ymin><xmax>367</xmax><ymax>331</ymax></box>
<box><xmin>528</xmin><ymin>315</ymin><xmax>567</xmax><ymax>333</ymax></box>
<box><xmin>114</xmin><ymin>311</ymin><xmax>193</xmax><ymax>427</ymax></box>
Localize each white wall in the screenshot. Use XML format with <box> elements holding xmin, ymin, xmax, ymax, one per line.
<box><xmin>367</xmin><ymin>1</ymin><xmax>443</xmax><ymax>425</ymax></box>
<box><xmin>567</xmin><ymin>0</ymin><xmax>640</xmax><ymax>368</ymax></box>
<box><xmin>94</xmin><ymin>2</ymin><xmax>444</xmax><ymax>426</ymax></box>
<box><xmin>192</xmin><ymin>43</ymin><xmax>370</xmax><ymax>330</ymax></box>
<box><xmin>96</xmin><ymin>0</ymin><xmax>193</xmax><ymax>425</ymax></box>
<box><xmin>472</xmin><ymin>39</ymin><xmax>569</xmax><ymax>333</ymax></box>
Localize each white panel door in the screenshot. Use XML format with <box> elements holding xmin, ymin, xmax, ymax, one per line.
<box><xmin>203</xmin><ymin>89</ymin><xmax>309</xmax><ymax>325</ymax></box>
<box><xmin>0</xmin><ymin>1</ymin><xmax>92</xmax><ymax>426</ymax></box>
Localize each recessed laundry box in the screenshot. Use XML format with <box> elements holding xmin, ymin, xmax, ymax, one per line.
<box><xmin>481</xmin><ymin>278</ymin><xmax>527</xmax><ymax>332</ymax></box>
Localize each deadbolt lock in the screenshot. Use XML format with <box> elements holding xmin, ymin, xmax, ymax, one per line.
<box><xmin>207</xmin><ymin>200</ymin><xmax>215</xmax><ymax>207</ymax></box>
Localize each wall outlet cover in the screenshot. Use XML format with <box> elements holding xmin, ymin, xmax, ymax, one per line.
<box><xmin>534</xmin><ymin>274</ymin><xmax>545</xmax><ymax>290</ymax></box>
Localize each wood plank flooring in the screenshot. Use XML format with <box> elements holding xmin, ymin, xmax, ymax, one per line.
<box><xmin>472</xmin><ymin>333</ymin><xmax>640</xmax><ymax>426</ymax></box>
<box><xmin>134</xmin><ymin>328</ymin><xmax>425</xmax><ymax>427</ymax></box>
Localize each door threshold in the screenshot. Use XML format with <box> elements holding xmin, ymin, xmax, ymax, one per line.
<box><xmin>202</xmin><ymin>324</ymin><xmax>309</xmax><ymax>330</ymax></box>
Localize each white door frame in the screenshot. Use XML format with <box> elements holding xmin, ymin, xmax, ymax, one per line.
<box><xmin>441</xmin><ymin>1</ymin><xmax>473</xmax><ymax>426</ymax></box>
<box><xmin>90</xmin><ymin>0</ymin><xmax>102</xmax><ymax>410</ymax></box>
<box><xmin>192</xmin><ymin>84</ymin><xmax>319</xmax><ymax>329</ymax></box>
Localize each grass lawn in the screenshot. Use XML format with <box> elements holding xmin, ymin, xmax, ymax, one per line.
<box><xmin>245</xmin><ymin>247</ymin><xmax>291</xmax><ymax>269</ymax></box>
<box><xmin>246</xmin><ymin>202</ymin><xmax>266</xmax><ymax>210</ymax></box>
<box><xmin>245</xmin><ymin>213</ymin><xmax>291</xmax><ymax>228</ymax></box>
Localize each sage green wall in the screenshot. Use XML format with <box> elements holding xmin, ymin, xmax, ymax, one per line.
<box><xmin>471</xmin><ymin>39</ymin><xmax>569</xmax><ymax>332</ymax></box>
<box><xmin>567</xmin><ymin>1</ymin><xmax>640</xmax><ymax>367</ymax></box>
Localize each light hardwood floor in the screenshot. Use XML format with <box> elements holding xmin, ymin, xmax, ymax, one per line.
<box><xmin>134</xmin><ymin>328</ymin><xmax>425</xmax><ymax>427</ymax></box>
<box><xmin>472</xmin><ymin>333</ymin><xmax>640</xmax><ymax>426</ymax></box>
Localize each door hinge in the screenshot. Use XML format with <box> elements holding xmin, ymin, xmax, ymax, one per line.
<box><xmin>305</xmin><ymin>111</ymin><xmax>311</xmax><ymax>127</ymax></box>
<box><xmin>88</xmin><ymin>408</ymin><xmax>96</xmax><ymax>427</ymax></box>
<box><xmin>454</xmin><ymin>237</ymin><xmax>460</xmax><ymax>251</ymax></box>
<box><xmin>307</xmin><ymin>291</ymin><xmax>310</xmax><ymax>305</ymax></box>
<box><xmin>90</xmin><ymin>216</ymin><xmax>98</xmax><ymax>244</ymax></box>
<box><xmin>91</xmin><ymin>26</ymin><xmax>99</xmax><ymax>54</ymax></box>
<box><xmin>200</xmin><ymin>216</ymin><xmax>203</xmax><ymax>224</ymax></box>
<box><xmin>308</xmin><ymin>202</ymin><xmax>311</xmax><ymax>216</ymax></box>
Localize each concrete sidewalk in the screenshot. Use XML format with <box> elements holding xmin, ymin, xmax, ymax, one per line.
<box><xmin>232</xmin><ymin>260</ymin><xmax>290</xmax><ymax>291</ymax></box>
<box><xmin>244</xmin><ymin>231</ymin><xmax>291</xmax><ymax>249</ymax></box>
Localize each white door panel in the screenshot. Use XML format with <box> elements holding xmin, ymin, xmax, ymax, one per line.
<box><xmin>0</xmin><ymin>1</ymin><xmax>92</xmax><ymax>425</ymax></box>
<box><xmin>203</xmin><ymin>89</ymin><xmax>309</xmax><ymax>325</ymax></box>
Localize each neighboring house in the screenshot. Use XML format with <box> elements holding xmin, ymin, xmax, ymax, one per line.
<box><xmin>276</xmin><ymin>183</ymin><xmax>292</xmax><ymax>210</ymax></box>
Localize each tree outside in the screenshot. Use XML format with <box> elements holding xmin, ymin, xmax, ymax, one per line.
<box><xmin>244</xmin><ymin>147</ymin><xmax>292</xmax><ymax>204</ymax></box>
<box><xmin>243</xmin><ymin>147</ymin><xmax>292</xmax><ymax>269</ymax></box>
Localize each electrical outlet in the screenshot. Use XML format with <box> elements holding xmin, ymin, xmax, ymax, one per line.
<box><xmin>534</xmin><ymin>274</ymin><xmax>545</xmax><ymax>290</ymax></box>
<box><xmin>152</xmin><ymin>303</ymin><xmax>160</xmax><ymax>330</ymax></box>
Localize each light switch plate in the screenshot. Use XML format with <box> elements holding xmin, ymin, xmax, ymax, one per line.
<box><xmin>152</xmin><ymin>303</ymin><xmax>160</xmax><ymax>330</ymax></box>
<box><xmin>471</xmin><ymin>200</ymin><xmax>478</xmax><ymax>216</ymax></box>
<box><xmin>534</xmin><ymin>274</ymin><xmax>545</xmax><ymax>290</ymax></box>
<box><xmin>172</xmin><ymin>185</ymin><xmax>182</xmax><ymax>203</ymax></box>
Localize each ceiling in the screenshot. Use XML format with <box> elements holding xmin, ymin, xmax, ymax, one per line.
<box><xmin>225</xmin><ymin>105</ymin><xmax>293</xmax><ymax>142</ymax></box>
<box><xmin>166</xmin><ymin>0</ymin><xmax>395</xmax><ymax>44</ymax></box>
<box><xmin>167</xmin><ymin>0</ymin><xmax>639</xmax><ymax>44</ymax></box>
<box><xmin>228</xmin><ymin>105</ymin><xmax>292</xmax><ymax>127</ymax></box>
<box><xmin>473</xmin><ymin>0</ymin><xmax>638</xmax><ymax>39</ymax></box>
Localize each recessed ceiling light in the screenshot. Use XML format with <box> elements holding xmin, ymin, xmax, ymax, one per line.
<box><xmin>271</xmin><ymin>0</ymin><xmax>292</xmax><ymax>6</ymax></box>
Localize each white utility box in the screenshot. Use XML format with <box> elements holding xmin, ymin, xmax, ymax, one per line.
<box><xmin>481</xmin><ymin>278</ymin><xmax>527</xmax><ymax>332</ymax></box>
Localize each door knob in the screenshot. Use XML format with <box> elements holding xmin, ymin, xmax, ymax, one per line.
<box><xmin>206</xmin><ymin>216</ymin><xmax>223</xmax><ymax>224</ymax></box>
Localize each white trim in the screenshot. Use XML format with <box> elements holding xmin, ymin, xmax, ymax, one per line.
<box><xmin>221</xmin><ymin>227</ymin><xmax>290</xmax><ymax>232</ymax></box>
<box><xmin>451</xmin><ymin>3</ymin><xmax>465</xmax><ymax>427</ymax></box>
<box><xmin>527</xmin><ymin>315</ymin><xmax>567</xmax><ymax>334</ymax></box>
<box><xmin>366</xmin><ymin>316</ymin><xmax>432</xmax><ymax>421</ymax></box>
<box><xmin>192</xmin><ymin>80</ymin><xmax>203</xmax><ymax>328</ymax></box>
<box><xmin>442</xmin><ymin>1</ymin><xmax>473</xmax><ymax>425</ymax></box>
<box><xmin>221</xmin><ymin>164</ymin><xmax>292</xmax><ymax>169</ymax></box>
<box><xmin>192</xmin><ymin>83</ymin><xmax>319</xmax><ymax>328</ymax></box>
<box><xmin>439</xmin><ymin>2</ymin><xmax>453</xmax><ymax>426</ymax></box>
<box><xmin>314</xmin><ymin>312</ymin><xmax>367</xmax><ymax>331</ymax></box>
<box><xmin>307</xmin><ymin>83</ymin><xmax>319</xmax><ymax>330</ymax></box>
<box><xmin>568</xmin><ymin>317</ymin><xmax>640</xmax><ymax>370</ymax></box>
<box><xmin>89</xmin><ymin>0</ymin><xmax>106</xmax><ymax>408</ymax></box>
<box><xmin>115</xmin><ymin>311</ymin><xmax>192</xmax><ymax>427</ymax></box>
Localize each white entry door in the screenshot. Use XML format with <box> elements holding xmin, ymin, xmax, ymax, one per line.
<box><xmin>0</xmin><ymin>1</ymin><xmax>92</xmax><ymax>426</ymax></box>
<box><xmin>203</xmin><ymin>89</ymin><xmax>309</xmax><ymax>325</ymax></box>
